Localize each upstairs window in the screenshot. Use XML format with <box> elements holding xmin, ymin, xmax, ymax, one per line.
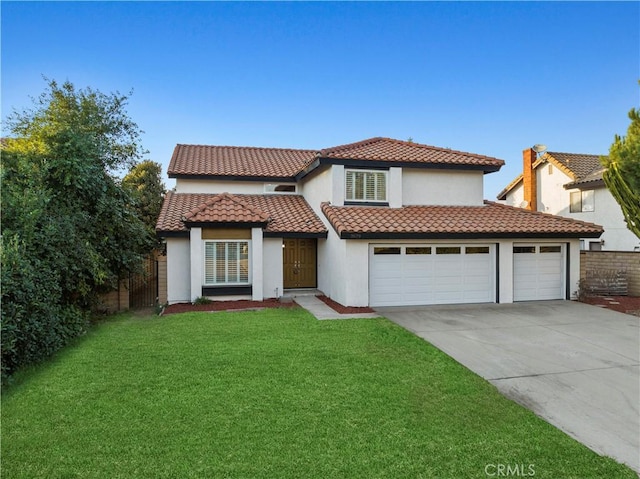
<box><xmin>345</xmin><ymin>169</ymin><xmax>387</xmax><ymax>202</ymax></box>
<box><xmin>264</xmin><ymin>184</ymin><xmax>296</xmax><ymax>193</ymax></box>
<box><xmin>570</xmin><ymin>190</ymin><xmax>595</xmax><ymax>213</ymax></box>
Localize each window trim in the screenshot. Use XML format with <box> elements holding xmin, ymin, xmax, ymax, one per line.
<box><xmin>345</xmin><ymin>168</ymin><xmax>388</xmax><ymax>203</ymax></box>
<box><xmin>203</xmin><ymin>240</ymin><xmax>251</xmax><ymax>286</ymax></box>
<box><xmin>264</xmin><ymin>183</ymin><xmax>297</xmax><ymax>194</ymax></box>
<box><xmin>570</xmin><ymin>189</ymin><xmax>595</xmax><ymax>213</ymax></box>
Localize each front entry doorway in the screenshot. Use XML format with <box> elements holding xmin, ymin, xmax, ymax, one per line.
<box><xmin>283</xmin><ymin>238</ymin><xmax>317</xmax><ymax>288</ymax></box>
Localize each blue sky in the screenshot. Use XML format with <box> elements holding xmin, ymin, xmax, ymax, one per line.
<box><xmin>2</xmin><ymin>1</ymin><xmax>638</xmax><ymax>196</ymax></box>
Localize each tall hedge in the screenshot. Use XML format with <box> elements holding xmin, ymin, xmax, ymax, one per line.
<box><xmin>1</xmin><ymin>80</ymin><xmax>153</xmax><ymax>379</ymax></box>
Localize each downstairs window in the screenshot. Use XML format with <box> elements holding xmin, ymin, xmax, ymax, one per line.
<box><xmin>204</xmin><ymin>241</ymin><xmax>250</xmax><ymax>285</ymax></box>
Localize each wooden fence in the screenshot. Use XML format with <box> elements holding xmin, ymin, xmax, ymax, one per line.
<box><xmin>97</xmin><ymin>253</ymin><xmax>167</xmax><ymax>313</ymax></box>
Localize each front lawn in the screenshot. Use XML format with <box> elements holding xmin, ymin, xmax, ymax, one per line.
<box><xmin>2</xmin><ymin>308</ymin><xmax>634</xmax><ymax>478</ymax></box>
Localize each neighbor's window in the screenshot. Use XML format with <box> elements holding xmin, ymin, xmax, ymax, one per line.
<box><xmin>345</xmin><ymin>169</ymin><xmax>387</xmax><ymax>202</ymax></box>
<box><xmin>204</xmin><ymin>241</ymin><xmax>250</xmax><ymax>285</ymax></box>
<box><xmin>570</xmin><ymin>190</ymin><xmax>595</xmax><ymax>213</ymax></box>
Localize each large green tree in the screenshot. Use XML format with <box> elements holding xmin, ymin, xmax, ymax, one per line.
<box><xmin>601</xmin><ymin>100</ymin><xmax>640</xmax><ymax>239</ymax></box>
<box><xmin>122</xmin><ymin>160</ymin><xmax>166</xmax><ymax>243</ymax></box>
<box><xmin>1</xmin><ymin>79</ymin><xmax>152</xmax><ymax>378</ymax></box>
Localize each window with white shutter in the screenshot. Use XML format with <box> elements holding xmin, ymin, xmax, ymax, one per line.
<box><xmin>204</xmin><ymin>241</ymin><xmax>250</xmax><ymax>285</ymax></box>
<box><xmin>345</xmin><ymin>169</ymin><xmax>387</xmax><ymax>202</ymax></box>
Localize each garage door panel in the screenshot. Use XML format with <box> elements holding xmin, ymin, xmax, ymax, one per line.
<box><xmin>370</xmin><ymin>244</ymin><xmax>494</xmax><ymax>307</ymax></box>
<box><xmin>513</xmin><ymin>245</ymin><xmax>564</xmax><ymax>301</ymax></box>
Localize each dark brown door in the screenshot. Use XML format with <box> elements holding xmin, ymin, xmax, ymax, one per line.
<box><xmin>283</xmin><ymin>238</ymin><xmax>317</xmax><ymax>288</ymax></box>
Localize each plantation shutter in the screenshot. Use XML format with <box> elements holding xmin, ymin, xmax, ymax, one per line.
<box><xmin>346</xmin><ymin>170</ymin><xmax>387</xmax><ymax>201</ymax></box>
<box><xmin>215</xmin><ymin>243</ymin><xmax>226</xmax><ymax>283</ymax></box>
<box><xmin>204</xmin><ymin>241</ymin><xmax>251</xmax><ymax>285</ymax></box>
<box><xmin>227</xmin><ymin>242</ymin><xmax>239</xmax><ymax>283</ymax></box>
<box><xmin>239</xmin><ymin>242</ymin><xmax>249</xmax><ymax>283</ymax></box>
<box><xmin>346</xmin><ymin>172</ymin><xmax>354</xmax><ymax>200</ymax></box>
<box><xmin>375</xmin><ymin>173</ymin><xmax>386</xmax><ymax>201</ymax></box>
<box><xmin>205</xmin><ymin>243</ymin><xmax>216</xmax><ymax>284</ymax></box>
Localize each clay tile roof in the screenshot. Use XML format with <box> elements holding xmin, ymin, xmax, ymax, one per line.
<box><xmin>183</xmin><ymin>193</ymin><xmax>270</xmax><ymax>225</ymax></box>
<box><xmin>157</xmin><ymin>192</ymin><xmax>327</xmax><ymax>236</ymax></box>
<box><xmin>545</xmin><ymin>152</ymin><xmax>605</xmax><ymax>180</ymax></box>
<box><xmin>321</xmin><ymin>201</ymin><xmax>603</xmax><ymax>239</ymax></box>
<box><xmin>497</xmin><ymin>151</ymin><xmax>607</xmax><ymax>200</ymax></box>
<box><xmin>320</xmin><ymin>137</ymin><xmax>504</xmax><ymax>169</ymax></box>
<box><xmin>168</xmin><ymin>144</ymin><xmax>317</xmax><ymax>178</ymax></box>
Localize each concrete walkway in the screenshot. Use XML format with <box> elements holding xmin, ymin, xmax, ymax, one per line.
<box><xmin>294</xmin><ymin>295</ymin><xmax>379</xmax><ymax>320</ymax></box>
<box><xmin>377</xmin><ymin>300</ymin><xmax>640</xmax><ymax>473</ymax></box>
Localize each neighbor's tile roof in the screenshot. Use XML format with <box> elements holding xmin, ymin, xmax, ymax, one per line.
<box><xmin>183</xmin><ymin>193</ymin><xmax>270</xmax><ymax>224</ymax></box>
<box><xmin>321</xmin><ymin>201</ymin><xmax>603</xmax><ymax>238</ymax></box>
<box><xmin>168</xmin><ymin>144</ymin><xmax>317</xmax><ymax>178</ymax></box>
<box><xmin>320</xmin><ymin>137</ymin><xmax>504</xmax><ymax>168</ymax></box>
<box><xmin>545</xmin><ymin>152</ymin><xmax>604</xmax><ymax>180</ymax></box>
<box><xmin>157</xmin><ymin>192</ymin><xmax>327</xmax><ymax>236</ymax></box>
<box><xmin>497</xmin><ymin>151</ymin><xmax>606</xmax><ymax>199</ymax></box>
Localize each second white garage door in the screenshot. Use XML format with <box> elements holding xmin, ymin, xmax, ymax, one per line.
<box><xmin>513</xmin><ymin>244</ymin><xmax>565</xmax><ymax>301</ymax></box>
<box><xmin>369</xmin><ymin>244</ymin><xmax>495</xmax><ymax>307</ymax></box>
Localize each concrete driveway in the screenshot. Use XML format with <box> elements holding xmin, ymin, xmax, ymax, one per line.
<box><xmin>376</xmin><ymin>300</ymin><xmax>640</xmax><ymax>472</ymax></box>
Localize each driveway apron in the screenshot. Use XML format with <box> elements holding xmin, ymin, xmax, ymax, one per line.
<box><xmin>377</xmin><ymin>300</ymin><xmax>640</xmax><ymax>472</ymax></box>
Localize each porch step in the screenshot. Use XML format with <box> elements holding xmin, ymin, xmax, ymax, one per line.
<box><xmin>282</xmin><ymin>288</ymin><xmax>322</xmax><ymax>298</ymax></box>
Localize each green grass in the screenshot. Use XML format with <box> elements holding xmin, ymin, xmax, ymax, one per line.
<box><xmin>2</xmin><ymin>308</ymin><xmax>635</xmax><ymax>478</ymax></box>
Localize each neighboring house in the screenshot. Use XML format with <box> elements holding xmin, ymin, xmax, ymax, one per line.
<box><xmin>156</xmin><ymin>137</ymin><xmax>603</xmax><ymax>307</ymax></box>
<box><xmin>498</xmin><ymin>148</ymin><xmax>639</xmax><ymax>252</ymax></box>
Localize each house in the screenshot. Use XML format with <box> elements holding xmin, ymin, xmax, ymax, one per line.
<box><xmin>156</xmin><ymin>137</ymin><xmax>603</xmax><ymax>307</ymax></box>
<box><xmin>498</xmin><ymin>148</ymin><xmax>639</xmax><ymax>252</ymax></box>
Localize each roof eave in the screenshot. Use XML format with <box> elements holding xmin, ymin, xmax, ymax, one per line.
<box><xmin>563</xmin><ymin>179</ymin><xmax>606</xmax><ymax>190</ymax></box>
<box><xmin>169</xmin><ymin>173</ymin><xmax>298</xmax><ymax>182</ymax></box>
<box><xmin>157</xmin><ymin>230</ymin><xmax>190</xmax><ymax>238</ymax></box>
<box><xmin>317</xmin><ymin>157</ymin><xmax>502</xmax><ymax>173</ymax></box>
<box><xmin>337</xmin><ymin>231</ymin><xmax>602</xmax><ymax>240</ymax></box>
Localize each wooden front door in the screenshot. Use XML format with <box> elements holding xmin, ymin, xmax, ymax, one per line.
<box><xmin>283</xmin><ymin>238</ymin><xmax>317</xmax><ymax>288</ymax></box>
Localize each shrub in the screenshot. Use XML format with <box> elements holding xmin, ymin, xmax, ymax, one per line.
<box><xmin>193</xmin><ymin>296</ymin><xmax>212</xmax><ymax>305</ymax></box>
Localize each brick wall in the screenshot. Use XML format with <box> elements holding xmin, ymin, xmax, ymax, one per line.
<box><xmin>157</xmin><ymin>255</ymin><xmax>167</xmax><ymax>305</ymax></box>
<box><xmin>580</xmin><ymin>251</ymin><xmax>640</xmax><ymax>296</ymax></box>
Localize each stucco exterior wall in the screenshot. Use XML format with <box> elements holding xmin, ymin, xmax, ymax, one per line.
<box><xmin>175</xmin><ymin>179</ymin><xmax>296</xmax><ymax>194</ymax></box>
<box><xmin>166</xmin><ymin>237</ymin><xmax>191</xmax><ymax>304</ymax></box>
<box><xmin>402</xmin><ymin>169</ymin><xmax>484</xmax><ymax>206</ymax></box>
<box><xmin>299</xmin><ymin>166</ymin><xmax>332</xmax><ymax>212</ymax></box>
<box><xmin>563</xmin><ymin>187</ymin><xmax>639</xmax><ymax>251</ymax></box>
<box><xmin>317</xmin><ymin>229</ymin><xmax>347</xmax><ymax>304</ymax></box>
<box><xmin>505</xmin><ymin>164</ymin><xmax>639</xmax><ymax>251</ymax></box>
<box><xmin>263</xmin><ymin>237</ymin><xmax>283</xmax><ymax>299</ymax></box>
<box><xmin>537</xmin><ymin>163</ymin><xmax>573</xmax><ymax>214</ymax></box>
<box><xmin>503</xmin><ymin>182</ymin><xmax>524</xmax><ymax>208</ymax></box>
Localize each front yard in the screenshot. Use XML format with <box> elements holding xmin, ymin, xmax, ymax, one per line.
<box><xmin>2</xmin><ymin>308</ymin><xmax>635</xmax><ymax>478</ymax></box>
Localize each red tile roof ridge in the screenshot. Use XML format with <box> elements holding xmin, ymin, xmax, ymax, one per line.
<box><xmin>174</xmin><ymin>143</ymin><xmax>318</xmax><ymax>154</ymax></box>
<box><xmin>321</xmin><ymin>136</ymin><xmax>503</xmax><ymax>162</ymax></box>
<box><xmin>546</xmin><ymin>151</ymin><xmax>604</xmax><ymax>158</ymax></box>
<box><xmin>319</xmin><ymin>137</ymin><xmax>384</xmax><ymax>155</ymax></box>
<box><xmin>183</xmin><ymin>192</ymin><xmax>270</xmax><ymax>222</ymax></box>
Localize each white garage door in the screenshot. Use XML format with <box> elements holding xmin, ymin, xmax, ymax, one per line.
<box><xmin>369</xmin><ymin>244</ymin><xmax>495</xmax><ymax>307</ymax></box>
<box><xmin>513</xmin><ymin>244</ymin><xmax>565</xmax><ymax>301</ymax></box>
